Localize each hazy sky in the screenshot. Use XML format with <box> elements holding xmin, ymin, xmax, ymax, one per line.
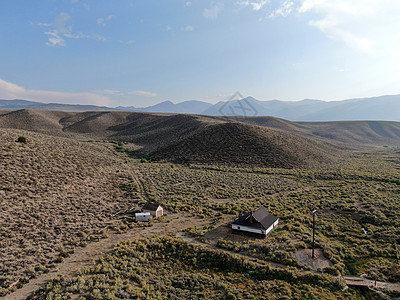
<box><xmin>0</xmin><ymin>0</ymin><xmax>399</xmax><ymax>107</ymax></box>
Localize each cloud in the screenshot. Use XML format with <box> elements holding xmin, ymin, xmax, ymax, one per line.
<box><xmin>36</xmin><ymin>22</ymin><xmax>52</xmax><ymax>27</ymax></box>
<box><xmin>43</xmin><ymin>12</ymin><xmax>71</xmax><ymax>47</ymax></box>
<box><xmin>238</xmin><ymin>0</ymin><xmax>400</xmax><ymax>69</ymax></box>
<box><xmin>388</xmin><ymin>36</ymin><xmax>400</xmax><ymax>78</ymax></box>
<box><xmin>182</xmin><ymin>25</ymin><xmax>195</xmax><ymax>32</ymax></box>
<box><xmin>297</xmin><ymin>0</ymin><xmax>375</xmax><ymax>53</ymax></box>
<box><xmin>237</xmin><ymin>0</ymin><xmax>269</xmax><ymax>11</ymax></box>
<box><xmin>118</xmin><ymin>39</ymin><xmax>135</xmax><ymax>45</ymax></box>
<box><xmin>64</xmin><ymin>32</ymin><xmax>106</xmax><ymax>41</ymax></box>
<box><xmin>39</xmin><ymin>12</ymin><xmax>106</xmax><ymax>47</ymax></box>
<box><xmin>97</xmin><ymin>89</ymin><xmax>122</xmax><ymax>95</ymax></box>
<box><xmin>294</xmin><ymin>0</ymin><xmax>400</xmax><ymax>58</ymax></box>
<box><xmin>45</xmin><ymin>31</ymin><xmax>67</xmax><ymax>47</ymax></box>
<box><xmin>128</xmin><ymin>90</ymin><xmax>158</xmax><ymax>97</ymax></box>
<box><xmin>97</xmin><ymin>15</ymin><xmax>114</xmax><ymax>27</ymax></box>
<box><xmin>184</xmin><ymin>1</ymin><xmax>192</xmax><ymax>7</ymax></box>
<box><xmin>0</xmin><ymin>78</ymin><xmax>111</xmax><ymax>106</ymax></box>
<box><xmin>97</xmin><ymin>18</ymin><xmax>106</xmax><ymax>27</ymax></box>
<box><xmin>203</xmin><ymin>5</ymin><xmax>221</xmax><ymax>19</ymax></box>
<box><xmin>269</xmin><ymin>0</ymin><xmax>294</xmax><ymax>18</ymax></box>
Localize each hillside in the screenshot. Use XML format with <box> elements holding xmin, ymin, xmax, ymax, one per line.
<box><xmin>1</xmin><ymin>110</ymin><xmax>394</xmax><ymax>150</ymax></box>
<box><xmin>233</xmin><ymin>116</ymin><xmax>400</xmax><ymax>147</ymax></box>
<box><xmin>0</xmin><ymin>128</ymin><xmax>137</xmax><ymax>296</ymax></box>
<box><xmin>0</xmin><ymin>109</ymin><xmax>71</xmax><ymax>133</ymax></box>
<box><xmin>150</xmin><ymin>122</ymin><xmax>339</xmax><ymax>168</ymax></box>
<box><xmin>0</xmin><ymin>110</ymin><xmax>341</xmax><ymax>168</ymax></box>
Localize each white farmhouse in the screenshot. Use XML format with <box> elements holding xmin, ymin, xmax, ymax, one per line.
<box><xmin>232</xmin><ymin>206</ymin><xmax>279</xmax><ymax>237</ymax></box>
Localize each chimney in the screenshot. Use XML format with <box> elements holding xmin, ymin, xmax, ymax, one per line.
<box><xmin>249</xmin><ymin>211</ymin><xmax>254</xmax><ymax>223</ymax></box>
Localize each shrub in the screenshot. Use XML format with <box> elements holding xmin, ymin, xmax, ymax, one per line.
<box><xmin>16</xmin><ymin>136</ymin><xmax>27</xmax><ymax>143</ymax></box>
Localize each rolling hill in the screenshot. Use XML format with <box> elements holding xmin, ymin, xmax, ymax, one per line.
<box><xmin>0</xmin><ymin>109</ymin><xmax>344</xmax><ymax>168</ymax></box>
<box><xmin>2</xmin><ymin>108</ymin><xmax>400</xmax><ymax>168</ymax></box>
<box><xmin>233</xmin><ymin>116</ymin><xmax>400</xmax><ymax>147</ymax></box>
<box><xmin>149</xmin><ymin>122</ymin><xmax>339</xmax><ymax>168</ymax></box>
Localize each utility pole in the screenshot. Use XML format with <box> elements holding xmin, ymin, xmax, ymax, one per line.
<box><xmin>312</xmin><ymin>209</ymin><xmax>317</xmax><ymax>259</ymax></box>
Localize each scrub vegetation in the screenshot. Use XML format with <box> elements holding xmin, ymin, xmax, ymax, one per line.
<box><xmin>1</xmin><ymin>110</ymin><xmax>400</xmax><ymax>299</ymax></box>
<box><xmin>134</xmin><ymin>150</ymin><xmax>400</xmax><ymax>283</ymax></box>
<box><xmin>29</xmin><ymin>237</ymin><xmax>351</xmax><ymax>300</ymax></box>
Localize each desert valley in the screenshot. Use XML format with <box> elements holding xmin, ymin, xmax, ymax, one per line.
<box><xmin>2</xmin><ymin>1</ymin><xmax>400</xmax><ymax>298</ymax></box>
<box><xmin>0</xmin><ymin>108</ymin><xmax>399</xmax><ymax>299</ymax></box>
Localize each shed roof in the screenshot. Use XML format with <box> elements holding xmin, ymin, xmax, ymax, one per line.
<box><xmin>232</xmin><ymin>206</ymin><xmax>278</xmax><ymax>230</ymax></box>
<box><xmin>135</xmin><ymin>212</ymin><xmax>151</xmax><ymax>216</ymax></box>
<box><xmin>143</xmin><ymin>203</ymin><xmax>162</xmax><ymax>211</ymax></box>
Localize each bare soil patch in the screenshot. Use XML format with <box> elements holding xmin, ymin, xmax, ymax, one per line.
<box><xmin>203</xmin><ymin>223</ymin><xmax>262</xmax><ymax>244</ymax></box>
<box><xmin>295</xmin><ymin>248</ymin><xmax>333</xmax><ymax>271</ymax></box>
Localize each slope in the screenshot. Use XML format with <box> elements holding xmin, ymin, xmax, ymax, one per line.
<box><xmin>0</xmin><ymin>109</ymin><xmax>72</xmax><ymax>134</ymax></box>
<box><xmin>149</xmin><ymin>122</ymin><xmax>340</xmax><ymax>168</ymax></box>
<box><xmin>0</xmin><ymin>128</ymin><xmax>135</xmax><ymax>296</ymax></box>
<box><xmin>233</xmin><ymin>116</ymin><xmax>400</xmax><ymax>147</ymax></box>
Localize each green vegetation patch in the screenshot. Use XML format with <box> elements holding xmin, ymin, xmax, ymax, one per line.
<box><xmin>29</xmin><ymin>237</ymin><xmax>351</xmax><ymax>299</ymax></box>
<box><xmin>132</xmin><ymin>150</ymin><xmax>400</xmax><ymax>282</ymax></box>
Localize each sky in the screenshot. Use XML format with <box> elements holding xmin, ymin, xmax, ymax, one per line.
<box><xmin>0</xmin><ymin>0</ymin><xmax>399</xmax><ymax>107</ymax></box>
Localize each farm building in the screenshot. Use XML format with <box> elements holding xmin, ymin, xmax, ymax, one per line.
<box><xmin>143</xmin><ymin>203</ymin><xmax>163</xmax><ymax>218</ymax></box>
<box><xmin>232</xmin><ymin>206</ymin><xmax>279</xmax><ymax>237</ymax></box>
<box><xmin>135</xmin><ymin>212</ymin><xmax>151</xmax><ymax>222</ymax></box>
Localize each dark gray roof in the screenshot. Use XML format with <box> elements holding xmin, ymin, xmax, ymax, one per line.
<box><xmin>232</xmin><ymin>206</ymin><xmax>278</xmax><ymax>230</ymax></box>
<box><xmin>143</xmin><ymin>203</ymin><xmax>162</xmax><ymax>211</ymax></box>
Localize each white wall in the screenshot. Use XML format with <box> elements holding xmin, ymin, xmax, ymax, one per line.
<box><xmin>155</xmin><ymin>207</ymin><xmax>163</xmax><ymax>218</ymax></box>
<box><xmin>232</xmin><ymin>224</ymin><xmax>265</xmax><ymax>235</ymax></box>
<box><xmin>232</xmin><ymin>220</ymin><xmax>279</xmax><ymax>236</ymax></box>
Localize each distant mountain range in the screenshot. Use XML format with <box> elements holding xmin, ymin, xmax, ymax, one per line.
<box><xmin>2</xmin><ymin>94</ymin><xmax>400</xmax><ymax>121</ymax></box>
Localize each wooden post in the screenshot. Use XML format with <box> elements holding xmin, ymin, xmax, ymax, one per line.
<box><xmin>312</xmin><ymin>209</ymin><xmax>317</xmax><ymax>259</ymax></box>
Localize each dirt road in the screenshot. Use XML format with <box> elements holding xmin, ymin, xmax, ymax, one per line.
<box><xmin>343</xmin><ymin>275</ymin><xmax>400</xmax><ymax>293</ymax></box>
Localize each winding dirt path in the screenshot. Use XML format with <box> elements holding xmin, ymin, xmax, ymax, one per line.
<box><xmin>343</xmin><ymin>275</ymin><xmax>400</xmax><ymax>293</ymax></box>
<box><xmin>2</xmin><ymin>214</ymin><xmax>208</xmax><ymax>300</ymax></box>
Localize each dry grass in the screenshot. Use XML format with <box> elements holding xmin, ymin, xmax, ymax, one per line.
<box><xmin>0</xmin><ymin>129</ymin><xmax>138</xmax><ymax>295</ymax></box>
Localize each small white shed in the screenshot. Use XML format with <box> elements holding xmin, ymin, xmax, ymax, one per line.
<box><xmin>135</xmin><ymin>212</ymin><xmax>151</xmax><ymax>222</ymax></box>
<box><xmin>143</xmin><ymin>203</ymin><xmax>163</xmax><ymax>218</ymax></box>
